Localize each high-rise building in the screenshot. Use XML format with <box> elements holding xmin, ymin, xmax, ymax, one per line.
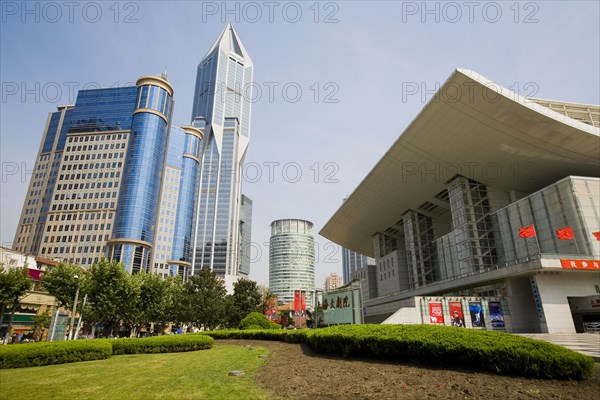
<box><xmin>269</xmin><ymin>219</ymin><xmax>315</xmax><ymax>309</ymax></box>
<box><xmin>324</xmin><ymin>272</ymin><xmax>343</xmax><ymax>292</ymax></box>
<box><xmin>342</xmin><ymin>248</ymin><xmax>376</xmax><ymax>284</ymax></box>
<box><xmin>190</xmin><ymin>24</ymin><xmax>254</xmax><ymax>287</ymax></box>
<box><xmin>12</xmin><ymin>74</ymin><xmax>203</xmax><ymax>275</ymax></box>
<box><xmin>151</xmin><ymin>125</ymin><xmax>204</xmax><ymax>279</ymax></box>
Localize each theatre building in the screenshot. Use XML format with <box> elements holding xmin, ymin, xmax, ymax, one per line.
<box><xmin>321</xmin><ymin>69</ymin><xmax>600</xmax><ymax>334</ymax></box>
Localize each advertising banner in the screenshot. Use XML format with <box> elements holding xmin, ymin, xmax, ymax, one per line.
<box><xmin>488</xmin><ymin>301</ymin><xmax>505</xmax><ymax>328</ymax></box>
<box><xmin>294</xmin><ymin>290</ymin><xmax>301</xmax><ymax>312</ymax></box>
<box><xmin>428</xmin><ymin>301</ymin><xmax>444</xmax><ymax>324</ymax></box>
<box><xmin>469</xmin><ymin>301</ymin><xmax>485</xmax><ymax>327</ymax></box>
<box><xmin>448</xmin><ymin>301</ymin><xmax>465</xmax><ymax>327</ymax></box>
<box><xmin>300</xmin><ymin>291</ymin><xmax>306</xmax><ymax>311</ymax></box>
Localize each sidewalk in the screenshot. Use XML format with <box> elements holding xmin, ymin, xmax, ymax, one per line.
<box><xmin>517</xmin><ymin>333</ymin><xmax>600</xmax><ymax>361</ymax></box>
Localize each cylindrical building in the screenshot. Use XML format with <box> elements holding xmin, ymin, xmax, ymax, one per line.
<box><xmin>269</xmin><ymin>219</ymin><xmax>315</xmax><ymax>309</ymax></box>
<box><xmin>109</xmin><ymin>75</ymin><xmax>174</xmax><ymax>274</ymax></box>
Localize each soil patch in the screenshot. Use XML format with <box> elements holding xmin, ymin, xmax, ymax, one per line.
<box><xmin>216</xmin><ymin>340</ymin><xmax>600</xmax><ymax>399</ymax></box>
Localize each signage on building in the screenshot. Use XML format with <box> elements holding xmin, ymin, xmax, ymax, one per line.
<box><xmin>317</xmin><ymin>284</ymin><xmax>363</xmax><ymax>326</ymax></box>
<box><xmin>488</xmin><ymin>301</ymin><xmax>505</xmax><ymax>328</ymax></box>
<box><xmin>448</xmin><ymin>301</ymin><xmax>465</xmax><ymax>327</ymax></box>
<box><xmin>428</xmin><ymin>301</ymin><xmax>444</xmax><ymax>324</ymax></box>
<box><xmin>560</xmin><ymin>259</ymin><xmax>600</xmax><ymax>270</ymax></box>
<box><xmin>468</xmin><ymin>301</ymin><xmax>485</xmax><ymax>327</ymax></box>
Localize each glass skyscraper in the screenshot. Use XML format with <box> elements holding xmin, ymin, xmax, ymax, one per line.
<box><xmin>191</xmin><ymin>24</ymin><xmax>253</xmax><ymax>285</ymax></box>
<box><xmin>269</xmin><ymin>219</ymin><xmax>315</xmax><ymax>309</ymax></box>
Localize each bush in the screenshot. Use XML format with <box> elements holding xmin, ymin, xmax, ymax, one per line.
<box><xmin>0</xmin><ymin>340</ymin><xmax>112</xmax><ymax>369</ymax></box>
<box><xmin>109</xmin><ymin>334</ymin><xmax>214</xmax><ymax>355</ymax></box>
<box><xmin>198</xmin><ymin>329</ymin><xmax>309</xmax><ymax>343</ymax></box>
<box><xmin>199</xmin><ymin>324</ymin><xmax>594</xmax><ymax>380</ymax></box>
<box><xmin>305</xmin><ymin>325</ymin><xmax>595</xmax><ymax>380</ymax></box>
<box><xmin>239</xmin><ymin>312</ymin><xmax>280</xmax><ymax>330</ymax></box>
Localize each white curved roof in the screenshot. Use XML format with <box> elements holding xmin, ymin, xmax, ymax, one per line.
<box><xmin>320</xmin><ymin>69</ymin><xmax>600</xmax><ymax>256</ymax></box>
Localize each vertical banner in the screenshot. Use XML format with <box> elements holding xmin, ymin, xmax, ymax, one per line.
<box><xmin>294</xmin><ymin>290</ymin><xmax>301</xmax><ymax>312</ymax></box>
<box><xmin>469</xmin><ymin>301</ymin><xmax>485</xmax><ymax>327</ymax></box>
<box><xmin>448</xmin><ymin>301</ymin><xmax>465</xmax><ymax>327</ymax></box>
<box><xmin>300</xmin><ymin>291</ymin><xmax>306</xmax><ymax>311</ymax></box>
<box><xmin>488</xmin><ymin>301</ymin><xmax>505</xmax><ymax>328</ymax></box>
<box><xmin>428</xmin><ymin>301</ymin><xmax>444</xmax><ymax>324</ymax></box>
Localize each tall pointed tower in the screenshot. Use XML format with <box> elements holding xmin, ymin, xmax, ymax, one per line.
<box><xmin>191</xmin><ymin>24</ymin><xmax>253</xmax><ymax>287</ymax></box>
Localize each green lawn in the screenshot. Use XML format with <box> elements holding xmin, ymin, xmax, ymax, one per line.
<box><xmin>0</xmin><ymin>344</ymin><xmax>269</xmax><ymax>400</ymax></box>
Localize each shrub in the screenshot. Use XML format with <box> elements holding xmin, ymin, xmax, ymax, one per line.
<box><xmin>199</xmin><ymin>324</ymin><xmax>594</xmax><ymax>380</ymax></box>
<box><xmin>198</xmin><ymin>329</ymin><xmax>309</xmax><ymax>343</ymax></box>
<box><xmin>0</xmin><ymin>340</ymin><xmax>112</xmax><ymax>369</ymax></box>
<box><xmin>305</xmin><ymin>325</ymin><xmax>595</xmax><ymax>380</ymax></box>
<box><xmin>239</xmin><ymin>312</ymin><xmax>280</xmax><ymax>330</ymax></box>
<box><xmin>109</xmin><ymin>334</ymin><xmax>214</xmax><ymax>355</ymax></box>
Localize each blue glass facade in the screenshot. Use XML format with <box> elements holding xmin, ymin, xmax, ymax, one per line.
<box><xmin>110</xmin><ymin>77</ymin><xmax>173</xmax><ymax>273</ymax></box>
<box><xmin>191</xmin><ymin>24</ymin><xmax>254</xmax><ymax>279</ymax></box>
<box><xmin>168</xmin><ymin>126</ymin><xmax>202</xmax><ymax>277</ymax></box>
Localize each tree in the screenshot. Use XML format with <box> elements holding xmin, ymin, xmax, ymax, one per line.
<box><xmin>41</xmin><ymin>262</ymin><xmax>82</xmax><ymax>310</ymax></box>
<box><xmin>176</xmin><ymin>268</ymin><xmax>227</xmax><ymax>331</ymax></box>
<box><xmin>32</xmin><ymin>311</ymin><xmax>52</xmax><ymax>341</ymax></box>
<box><xmin>0</xmin><ymin>265</ymin><xmax>32</xmax><ymax>342</ymax></box>
<box><xmin>82</xmin><ymin>259</ymin><xmax>139</xmax><ymax>337</ymax></box>
<box><xmin>125</xmin><ymin>272</ymin><xmax>176</xmax><ymax>337</ymax></box>
<box><xmin>227</xmin><ymin>278</ymin><xmax>262</xmax><ymax>328</ymax></box>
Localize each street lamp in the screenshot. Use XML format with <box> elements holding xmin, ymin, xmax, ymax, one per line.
<box><xmin>68</xmin><ymin>274</ymin><xmax>80</xmax><ymax>340</ymax></box>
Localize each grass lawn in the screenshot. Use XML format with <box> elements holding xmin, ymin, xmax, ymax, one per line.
<box><xmin>0</xmin><ymin>344</ymin><xmax>269</xmax><ymax>400</ymax></box>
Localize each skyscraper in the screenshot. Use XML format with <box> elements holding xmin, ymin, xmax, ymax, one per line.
<box><xmin>13</xmin><ymin>75</ymin><xmax>203</xmax><ymax>275</ymax></box>
<box><xmin>269</xmin><ymin>219</ymin><xmax>315</xmax><ymax>309</ymax></box>
<box><xmin>324</xmin><ymin>272</ymin><xmax>343</xmax><ymax>292</ymax></box>
<box><xmin>191</xmin><ymin>24</ymin><xmax>254</xmax><ymax>287</ymax></box>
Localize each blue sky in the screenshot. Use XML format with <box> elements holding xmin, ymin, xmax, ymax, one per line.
<box><xmin>1</xmin><ymin>1</ymin><xmax>599</xmax><ymax>287</ymax></box>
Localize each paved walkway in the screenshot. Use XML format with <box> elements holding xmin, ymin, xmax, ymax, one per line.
<box><xmin>517</xmin><ymin>333</ymin><xmax>600</xmax><ymax>361</ymax></box>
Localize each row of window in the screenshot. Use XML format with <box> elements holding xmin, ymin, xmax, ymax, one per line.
<box><xmin>67</xmin><ymin>133</ymin><xmax>127</xmax><ymax>143</ymax></box>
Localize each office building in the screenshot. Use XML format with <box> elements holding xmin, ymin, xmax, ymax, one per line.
<box><xmin>324</xmin><ymin>272</ymin><xmax>343</xmax><ymax>292</ymax></box>
<box><xmin>269</xmin><ymin>219</ymin><xmax>315</xmax><ymax>309</ymax></box>
<box><xmin>190</xmin><ymin>24</ymin><xmax>254</xmax><ymax>288</ymax></box>
<box><xmin>12</xmin><ymin>74</ymin><xmax>203</xmax><ymax>275</ymax></box>
<box><xmin>321</xmin><ymin>69</ymin><xmax>600</xmax><ymax>333</ymax></box>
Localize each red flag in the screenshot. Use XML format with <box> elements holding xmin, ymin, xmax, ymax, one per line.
<box><xmin>556</xmin><ymin>227</ymin><xmax>575</xmax><ymax>240</ymax></box>
<box><xmin>593</xmin><ymin>232</ymin><xmax>600</xmax><ymax>241</ymax></box>
<box><xmin>519</xmin><ymin>225</ymin><xmax>536</xmax><ymax>238</ymax></box>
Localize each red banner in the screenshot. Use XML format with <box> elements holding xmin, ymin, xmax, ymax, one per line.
<box><xmin>556</xmin><ymin>227</ymin><xmax>574</xmax><ymax>240</ymax></box>
<box><xmin>428</xmin><ymin>301</ymin><xmax>444</xmax><ymax>325</ymax></box>
<box><xmin>300</xmin><ymin>291</ymin><xmax>306</xmax><ymax>311</ymax></box>
<box><xmin>519</xmin><ymin>225</ymin><xmax>536</xmax><ymax>238</ymax></box>
<box><xmin>593</xmin><ymin>232</ymin><xmax>600</xmax><ymax>241</ymax></box>
<box><xmin>448</xmin><ymin>302</ymin><xmax>465</xmax><ymax>327</ymax></box>
<box><xmin>294</xmin><ymin>290</ymin><xmax>301</xmax><ymax>311</ymax></box>
<box><xmin>560</xmin><ymin>259</ymin><xmax>600</xmax><ymax>270</ymax></box>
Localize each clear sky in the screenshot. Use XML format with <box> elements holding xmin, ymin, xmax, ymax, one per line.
<box><xmin>1</xmin><ymin>1</ymin><xmax>599</xmax><ymax>288</ymax></box>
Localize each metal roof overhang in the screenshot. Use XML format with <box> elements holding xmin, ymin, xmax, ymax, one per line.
<box><xmin>320</xmin><ymin>69</ymin><xmax>600</xmax><ymax>257</ymax></box>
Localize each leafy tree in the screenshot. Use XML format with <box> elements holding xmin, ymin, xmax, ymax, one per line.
<box><xmin>81</xmin><ymin>259</ymin><xmax>139</xmax><ymax>337</ymax></box>
<box><xmin>125</xmin><ymin>272</ymin><xmax>178</xmax><ymax>336</ymax></box>
<box><xmin>41</xmin><ymin>262</ymin><xmax>82</xmax><ymax>310</ymax></box>
<box><xmin>227</xmin><ymin>279</ymin><xmax>262</xmax><ymax>328</ymax></box>
<box><xmin>0</xmin><ymin>265</ymin><xmax>32</xmax><ymax>342</ymax></box>
<box><xmin>32</xmin><ymin>311</ymin><xmax>52</xmax><ymax>341</ymax></box>
<box><xmin>176</xmin><ymin>268</ymin><xmax>227</xmax><ymax>331</ymax></box>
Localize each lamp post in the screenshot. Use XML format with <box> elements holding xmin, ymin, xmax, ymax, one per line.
<box><xmin>68</xmin><ymin>274</ymin><xmax>80</xmax><ymax>340</ymax></box>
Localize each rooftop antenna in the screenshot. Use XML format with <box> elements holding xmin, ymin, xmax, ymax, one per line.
<box><xmin>160</xmin><ymin>64</ymin><xmax>168</xmax><ymax>80</ymax></box>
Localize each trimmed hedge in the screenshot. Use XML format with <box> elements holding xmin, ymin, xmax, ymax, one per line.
<box><xmin>0</xmin><ymin>340</ymin><xmax>112</xmax><ymax>369</ymax></box>
<box><xmin>200</xmin><ymin>325</ymin><xmax>594</xmax><ymax>380</ymax></box>
<box><xmin>108</xmin><ymin>334</ymin><xmax>214</xmax><ymax>355</ymax></box>
<box><xmin>240</xmin><ymin>312</ymin><xmax>281</xmax><ymax>330</ymax></box>
<box><xmin>0</xmin><ymin>334</ymin><xmax>214</xmax><ymax>369</ymax></box>
<box><xmin>199</xmin><ymin>329</ymin><xmax>309</xmax><ymax>343</ymax></box>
